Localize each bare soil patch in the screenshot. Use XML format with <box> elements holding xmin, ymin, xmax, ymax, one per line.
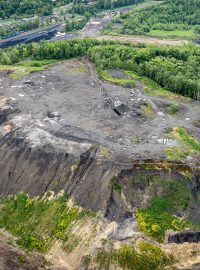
<box><xmin>98</xmin><ymin>35</ymin><xmax>189</xmax><ymax>46</ymax></box>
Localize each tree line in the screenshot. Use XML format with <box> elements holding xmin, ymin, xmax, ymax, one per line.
<box><xmin>0</xmin><ymin>0</ymin><xmax>145</xmax><ymax>19</ymax></box>
<box><xmin>71</xmin><ymin>0</ymin><xmax>144</xmax><ymax>15</ymax></box>
<box><xmin>0</xmin><ymin>19</ymin><xmax>41</xmax><ymax>38</ymax></box>
<box><xmin>0</xmin><ymin>39</ymin><xmax>199</xmax><ymax>100</ymax></box>
<box><xmin>0</xmin><ymin>0</ymin><xmax>74</xmax><ymax>19</ymax></box>
<box><xmin>88</xmin><ymin>44</ymin><xmax>200</xmax><ymax>100</ymax></box>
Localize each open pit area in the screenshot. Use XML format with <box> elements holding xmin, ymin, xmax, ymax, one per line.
<box><xmin>0</xmin><ymin>58</ymin><xmax>199</xmax><ymax>216</ymax></box>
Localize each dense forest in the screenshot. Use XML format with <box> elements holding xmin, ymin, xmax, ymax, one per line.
<box><xmin>0</xmin><ymin>39</ymin><xmax>199</xmax><ymax>100</ymax></box>
<box><xmin>0</xmin><ymin>0</ymin><xmax>144</xmax><ymax>19</ymax></box>
<box><xmin>88</xmin><ymin>44</ymin><xmax>200</xmax><ymax>99</ymax></box>
<box><xmin>71</xmin><ymin>0</ymin><xmax>144</xmax><ymax>15</ymax></box>
<box><xmin>0</xmin><ymin>0</ymin><xmax>73</xmax><ymax>18</ymax></box>
<box><xmin>110</xmin><ymin>0</ymin><xmax>200</xmax><ymax>35</ymax></box>
<box><xmin>65</xmin><ymin>17</ymin><xmax>89</xmax><ymax>32</ymax></box>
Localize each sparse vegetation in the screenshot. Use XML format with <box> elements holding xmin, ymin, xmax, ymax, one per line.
<box><xmin>93</xmin><ymin>241</ymin><xmax>175</xmax><ymax>270</ymax></box>
<box><xmin>132</xmin><ymin>135</ymin><xmax>141</xmax><ymax>144</ymax></box>
<box><xmin>112</xmin><ymin>176</ymin><xmax>123</xmax><ymax>193</ymax></box>
<box><xmin>142</xmin><ymin>103</ymin><xmax>154</xmax><ymax>120</ymax></box>
<box><xmin>168</xmin><ymin>103</ymin><xmax>179</xmax><ymax>115</ymax></box>
<box><xmin>69</xmin><ymin>63</ymin><xmax>87</xmax><ymax>73</ymax></box>
<box><xmin>166</xmin><ymin>127</ymin><xmax>200</xmax><ymax>160</ymax></box>
<box><xmin>99</xmin><ymin>69</ymin><xmax>135</xmax><ymax>87</ymax></box>
<box><xmin>175</xmin><ymin>127</ymin><xmax>200</xmax><ymax>152</ymax></box>
<box><xmin>0</xmin><ymin>192</ymin><xmax>95</xmax><ymax>252</ymax></box>
<box><xmin>0</xmin><ymin>59</ymin><xmax>56</xmax><ymax>80</ymax></box>
<box><xmin>136</xmin><ymin>181</ymin><xmax>191</xmax><ymax>241</ymax></box>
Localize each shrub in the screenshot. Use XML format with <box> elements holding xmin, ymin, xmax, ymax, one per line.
<box><xmin>0</xmin><ymin>192</ymin><xmax>95</xmax><ymax>252</ymax></box>
<box><xmin>94</xmin><ymin>241</ymin><xmax>175</xmax><ymax>270</ymax></box>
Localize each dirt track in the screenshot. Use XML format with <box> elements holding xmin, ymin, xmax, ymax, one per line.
<box><xmin>98</xmin><ymin>34</ymin><xmax>189</xmax><ymax>46</ymax></box>
<box><xmin>80</xmin><ymin>14</ymin><xmax>189</xmax><ymax>46</ymax></box>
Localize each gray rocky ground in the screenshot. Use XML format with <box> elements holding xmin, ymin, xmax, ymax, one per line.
<box><xmin>0</xmin><ymin>60</ymin><xmax>199</xmax><ymax>161</ymax></box>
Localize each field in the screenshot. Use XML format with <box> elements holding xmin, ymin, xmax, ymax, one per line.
<box><xmin>148</xmin><ymin>29</ymin><xmax>196</xmax><ymax>39</ymax></box>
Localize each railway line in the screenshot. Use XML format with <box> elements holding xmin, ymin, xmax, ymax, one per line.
<box><xmin>0</xmin><ymin>24</ymin><xmax>63</xmax><ymax>49</ymax></box>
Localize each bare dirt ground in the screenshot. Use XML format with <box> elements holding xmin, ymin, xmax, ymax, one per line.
<box><xmin>0</xmin><ymin>60</ymin><xmax>199</xmax><ymax>164</ymax></box>
<box><xmin>80</xmin><ymin>16</ymin><xmax>111</xmax><ymax>38</ymax></box>
<box><xmin>98</xmin><ymin>34</ymin><xmax>189</xmax><ymax>46</ymax></box>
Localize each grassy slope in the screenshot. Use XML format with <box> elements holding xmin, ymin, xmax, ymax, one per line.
<box><xmin>125</xmin><ymin>70</ymin><xmax>186</xmax><ymax>101</ymax></box>
<box><xmin>0</xmin><ymin>192</ymin><xmax>95</xmax><ymax>252</ymax></box>
<box><xmin>105</xmin><ymin>0</ymin><xmax>198</xmax><ymax>40</ymax></box>
<box><xmin>0</xmin><ymin>192</ymin><xmax>176</xmax><ymax>270</ymax></box>
<box><xmin>0</xmin><ymin>59</ymin><xmax>57</xmax><ymax>80</ymax></box>
<box><xmin>165</xmin><ymin>127</ymin><xmax>200</xmax><ymax>160</ymax></box>
<box><xmin>136</xmin><ymin>181</ymin><xmax>191</xmax><ymax>242</ymax></box>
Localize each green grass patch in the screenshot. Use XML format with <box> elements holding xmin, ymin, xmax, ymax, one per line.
<box><xmin>0</xmin><ymin>59</ymin><xmax>56</xmax><ymax>80</ymax></box>
<box><xmin>0</xmin><ymin>192</ymin><xmax>95</xmax><ymax>252</ymax></box>
<box><xmin>175</xmin><ymin>127</ymin><xmax>200</xmax><ymax>152</ymax></box>
<box><xmin>135</xmin><ymin>181</ymin><xmax>191</xmax><ymax>242</ymax></box>
<box><xmin>125</xmin><ymin>70</ymin><xmax>185</xmax><ymax>101</ymax></box>
<box><xmin>148</xmin><ymin>29</ymin><xmax>196</xmax><ymax>39</ymax></box>
<box><xmin>99</xmin><ymin>69</ymin><xmax>135</xmax><ymax>87</ymax></box>
<box><xmin>165</xmin><ymin>147</ymin><xmax>190</xmax><ymax>160</ymax></box>
<box><xmin>165</xmin><ymin>127</ymin><xmax>200</xmax><ymax>160</ymax></box>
